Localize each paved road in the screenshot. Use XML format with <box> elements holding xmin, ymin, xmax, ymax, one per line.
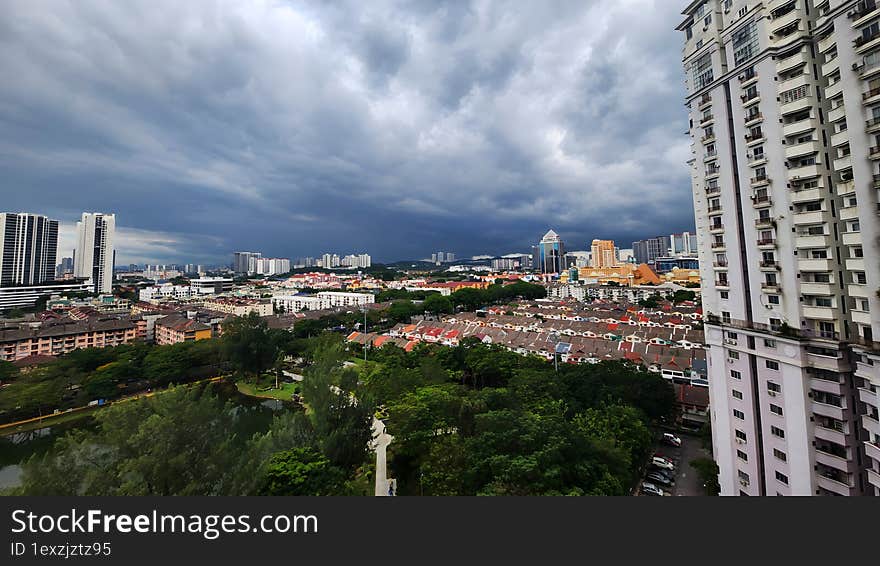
<box><xmin>372</xmin><ymin>418</ymin><xmax>395</xmax><ymax>496</ymax></box>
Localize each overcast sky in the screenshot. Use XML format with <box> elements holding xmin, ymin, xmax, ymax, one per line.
<box><xmin>0</xmin><ymin>0</ymin><xmax>693</xmax><ymax>264</ymax></box>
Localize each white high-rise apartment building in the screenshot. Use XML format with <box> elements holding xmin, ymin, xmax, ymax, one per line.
<box><xmin>679</xmin><ymin>0</ymin><xmax>880</xmax><ymax>496</ymax></box>
<box><xmin>74</xmin><ymin>213</ymin><xmax>115</xmax><ymax>295</ymax></box>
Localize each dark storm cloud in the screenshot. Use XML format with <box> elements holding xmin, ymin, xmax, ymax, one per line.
<box><xmin>0</xmin><ymin>0</ymin><xmax>693</xmax><ymax>263</ymax></box>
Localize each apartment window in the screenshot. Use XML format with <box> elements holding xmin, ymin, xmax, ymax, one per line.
<box><xmin>729</xmin><ymin>350</ymin><xmax>740</xmax><ymax>360</ymax></box>
<box><xmin>766</xmin><ymin>360</ymin><xmax>779</xmax><ymax>371</ymax></box>
<box><xmin>738</xmin><ymin>470</ymin><xmax>750</xmax><ymax>484</ymax></box>
<box><xmin>734</xmin><ymin>409</ymin><xmax>745</xmax><ymax>420</ymax></box>
<box><xmin>773</xmin><ymin>448</ymin><xmax>787</xmax><ymax>462</ymax></box>
<box><xmin>771</xmin><ymin>426</ymin><xmax>785</xmax><ymax>439</ymax></box>
<box><xmin>733</xmin><ymin>21</ymin><xmax>759</xmax><ymax>65</ymax></box>
<box><xmin>720</xmin><ymin>291</ymin><xmax>729</xmax><ymax>299</ymax></box>
<box><xmin>780</xmin><ymin>85</ymin><xmax>808</xmax><ymax>105</ymax></box>
<box><xmin>770</xmin><ymin>404</ymin><xmax>784</xmax><ymax>416</ymax></box>
<box><xmin>768</xmin><ymin>381</ymin><xmax>781</xmax><ymax>393</ymax></box>
<box><xmin>731</xmin><ymin>370</ymin><xmax>742</xmax><ymax>380</ymax></box>
<box><xmin>768</xmin><ymin>295</ymin><xmax>780</xmax><ymax>305</ymax></box>
<box><xmin>764</xmin><ymin>339</ymin><xmax>777</xmax><ymax>349</ymax></box>
<box><xmin>733</xmin><ymin>389</ymin><xmax>744</xmax><ymax>400</ymax></box>
<box><xmin>737</xmin><ymin>450</ymin><xmax>749</xmax><ymax>462</ymax></box>
<box><xmin>692</xmin><ymin>52</ymin><xmax>714</xmax><ymax>90</ymax></box>
<box><xmin>736</xmin><ymin>430</ymin><xmax>747</xmax><ymax>442</ymax></box>
<box><xmin>775</xmin><ymin>471</ymin><xmax>789</xmax><ymax>485</ymax></box>
<box><xmin>855</xmin><ymin>272</ymin><xmax>867</xmax><ymax>285</ymax></box>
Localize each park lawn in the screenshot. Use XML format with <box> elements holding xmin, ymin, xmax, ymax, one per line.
<box><xmin>236</xmin><ymin>380</ymin><xmax>299</xmax><ymax>401</ymax></box>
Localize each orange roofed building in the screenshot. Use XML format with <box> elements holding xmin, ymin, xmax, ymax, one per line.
<box><xmin>561</xmin><ymin>263</ymin><xmax>661</xmax><ymax>286</ymax></box>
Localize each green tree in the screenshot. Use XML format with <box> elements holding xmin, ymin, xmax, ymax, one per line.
<box><xmin>0</xmin><ymin>360</ymin><xmax>19</xmax><ymax>383</ymax></box>
<box><xmin>221</xmin><ymin>313</ymin><xmax>282</xmax><ymax>380</ymax></box>
<box><xmin>422</xmin><ymin>294</ymin><xmax>453</xmax><ymax>315</ymax></box>
<box><xmin>259</xmin><ymin>447</ymin><xmax>348</xmax><ymax>495</ymax></box>
<box><xmin>690</xmin><ymin>458</ymin><xmax>721</xmax><ymax>496</ymax></box>
<box><xmin>450</xmin><ymin>287</ymin><xmax>486</xmax><ymax>312</ymax></box>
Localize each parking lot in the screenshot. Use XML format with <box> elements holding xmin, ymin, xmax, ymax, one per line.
<box><xmin>639</xmin><ymin>432</ymin><xmax>712</xmax><ymax>497</ymax></box>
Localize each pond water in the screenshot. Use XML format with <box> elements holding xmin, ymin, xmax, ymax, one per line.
<box><xmin>0</xmin><ymin>382</ymin><xmax>296</xmax><ymax>491</ymax></box>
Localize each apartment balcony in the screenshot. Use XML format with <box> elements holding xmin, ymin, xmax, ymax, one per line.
<box><xmin>859</xmin><ymin>386</ymin><xmax>878</xmax><ymax>408</ymax></box>
<box><xmin>870</xmin><ymin>468</ymin><xmax>880</xmax><ymax>491</ymax></box>
<box><xmin>705</xmin><ymin>185</ymin><xmax>721</xmax><ymax>197</ymax></box>
<box><xmin>707</xmin><ymin>204</ymin><xmax>723</xmax><ymax>215</ymax></box>
<box><xmin>791</xmin><ymin>187</ymin><xmax>823</xmax><ymax>203</ymax></box>
<box><xmin>748</xmin><ymin>155</ymin><xmax>768</xmax><ymax>168</ymax></box>
<box><xmin>761</xmin><ymin>282</ymin><xmax>782</xmax><ymax>293</ymax></box>
<box><xmin>865</xmin><ymin>441</ymin><xmax>880</xmax><ymax>465</ymax></box>
<box><xmin>750</xmin><ymin>175</ymin><xmax>770</xmax><ymax>187</ymax></box>
<box><xmin>842</xmin><ymin>231</ymin><xmax>862</xmax><ymax>246</ymax></box>
<box><xmin>815</xmin><ymin>448</ymin><xmax>854</xmax><ymax>474</ymax></box>
<box><xmin>714</xmin><ymin>280</ymin><xmax>730</xmax><ymax>290</ymax></box>
<box><xmin>801</xmin><ymin>282</ymin><xmax>835</xmax><ymax>295</ymax></box>
<box><xmin>846</xmin><ymin>258</ymin><xmax>865</xmax><ymax>272</ymax></box>
<box><xmin>792</xmin><ymin>210</ymin><xmax>827</xmax><ymax>225</ymax></box>
<box><xmin>759</xmin><ymin>260</ymin><xmax>780</xmax><ymax>271</ymax></box>
<box><xmin>705</xmin><ymin>169</ymin><xmax>721</xmax><ymax>179</ymax></box>
<box><xmin>699</xmin><ymin>115</ymin><xmax>715</xmax><ymax>127</ymax></box>
<box><xmin>798</xmin><ymin>258</ymin><xmax>833</xmax><ymax>271</ymax></box>
<box><xmin>701</xmin><ymin>134</ymin><xmax>716</xmax><ymax>144</ymax></box>
<box><xmin>865</xmin><ymin>85</ymin><xmax>880</xmax><ymax>104</ymax></box>
<box><xmin>814</xmin><ymin>424</ymin><xmax>848</xmax><ymax>446</ymax></box>
<box><xmin>698</xmin><ymin>94</ymin><xmax>712</xmax><ymax>110</ymax></box>
<box><xmin>830</xmin><ymin>129</ymin><xmax>850</xmax><ymax>147</ymax></box>
<box><xmin>739</xmin><ymin>67</ymin><xmax>758</xmax><ymax>85</ymax></box>
<box><xmin>850</xmin><ymin>1</ymin><xmax>880</xmax><ymax>27</ymax></box>
<box><xmin>838</xmin><ymin>179</ymin><xmax>856</xmax><ymax>194</ymax></box>
<box><xmin>713</xmin><ymin>261</ymin><xmax>729</xmax><ymax>270</ymax></box>
<box><xmin>853</xmin><ymin>309</ymin><xmax>872</xmax><ymax>326</ymax></box>
<box><xmin>854</xmin><ymin>30</ymin><xmax>880</xmax><ymax>54</ymax></box>
<box><xmin>704</xmin><ymin>151</ymin><xmax>718</xmax><ymax>162</ymax></box>
<box><xmin>839</xmin><ymin>205</ymin><xmax>860</xmax><ymax>221</ymax></box>
<box><xmin>828</xmin><ymin>104</ymin><xmax>847</xmax><ymax>123</ymax></box>
<box><xmin>812</xmin><ymin>399</ymin><xmax>846</xmax><ymax>421</ymax></box>
<box><xmin>776</xmin><ymin>49</ymin><xmax>809</xmax><ymax>74</ymax></box>
<box><xmin>788</xmin><ymin>163</ymin><xmax>821</xmax><ymax>180</ymax></box>
<box><xmin>780</xmin><ymin>96</ymin><xmax>812</xmax><ymax>116</ymax></box>
<box><xmin>870</xmin><ymin>146</ymin><xmax>880</xmax><ymax>160</ymax></box>
<box><xmin>785</xmin><ymin>140</ymin><xmax>820</xmax><ymax>159</ymax></box>
<box><xmin>757</xmin><ymin>238</ymin><xmax>777</xmax><ymax>248</ymax></box>
<box><xmin>745</xmin><ymin>132</ymin><xmax>765</xmax><ymax>145</ymax></box>
<box><xmin>825</xmin><ymin>79</ymin><xmax>844</xmax><ymax>100</ymax></box>
<box><xmin>755</xmin><ymin>217</ymin><xmax>775</xmax><ymax>229</ymax></box>
<box><xmin>818</xmin><ymin>34</ymin><xmax>837</xmax><ymax>54</ymax></box>
<box><xmin>864</xmin><ymin>415</ymin><xmax>880</xmax><ymax>438</ymax></box>
<box><xmin>744</xmin><ymin>112</ymin><xmax>763</xmax><ymax>126</ymax></box>
<box><xmin>873</xmin><ymin>173</ymin><xmax>880</xmax><ymax>189</ymax></box>
<box><xmin>711</xmin><ymin>241</ymin><xmax>726</xmax><ymax>251</ymax></box>
<box><xmin>770</xmin><ymin>10</ymin><xmax>802</xmax><ymax>39</ymax></box>
<box><xmin>778</xmin><ymin>71</ymin><xmax>810</xmax><ymax>95</ymax></box>
<box><xmin>821</xmin><ymin>58</ymin><xmax>839</xmax><ymax>79</ymax></box>
<box><xmin>804</xmin><ymin>305</ymin><xmax>838</xmax><ymax>321</ymax></box>
<box><xmin>709</xmin><ymin>224</ymin><xmax>725</xmax><ymax>234</ymax></box>
<box><xmin>783</xmin><ymin>117</ymin><xmax>817</xmax><ymax>137</ymax></box>
<box><xmin>740</xmin><ymin>93</ymin><xmax>761</xmax><ymax>107</ymax></box>
<box><xmin>849</xmin><ymin>283</ymin><xmax>870</xmax><ymax>299</ymax></box>
<box><xmin>817</xmin><ymin>471</ymin><xmax>855</xmax><ymax>496</ymax></box>
<box><xmin>834</xmin><ymin>155</ymin><xmax>853</xmax><ymax>171</ymax></box>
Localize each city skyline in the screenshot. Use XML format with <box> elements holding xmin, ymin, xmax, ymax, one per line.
<box><xmin>1</xmin><ymin>1</ymin><xmax>694</xmax><ymax>264</ymax></box>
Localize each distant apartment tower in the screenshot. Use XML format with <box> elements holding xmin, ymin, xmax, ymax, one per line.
<box><xmin>74</xmin><ymin>213</ymin><xmax>115</xmax><ymax>294</ymax></box>
<box><xmin>679</xmin><ymin>0</ymin><xmax>880</xmax><ymax>496</ymax></box>
<box><xmin>671</xmin><ymin>231</ymin><xmax>699</xmax><ymax>256</ymax></box>
<box><xmin>0</xmin><ymin>213</ymin><xmax>59</xmax><ymax>287</ymax></box>
<box><xmin>590</xmin><ymin>239</ymin><xmax>619</xmax><ymax>268</ymax></box>
<box><xmin>533</xmin><ymin>230</ymin><xmax>565</xmax><ymax>274</ymax></box>
<box><xmin>233</xmin><ymin>251</ymin><xmax>261</xmax><ymax>275</ymax></box>
<box><xmin>56</xmin><ymin>256</ymin><xmax>74</xmax><ymax>279</ymax></box>
<box><xmin>632</xmin><ymin>235</ymin><xmax>671</xmax><ymax>265</ymax></box>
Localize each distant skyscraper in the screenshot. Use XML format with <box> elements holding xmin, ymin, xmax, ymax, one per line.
<box><xmin>74</xmin><ymin>213</ymin><xmax>115</xmax><ymax>294</ymax></box>
<box><xmin>632</xmin><ymin>235</ymin><xmax>671</xmax><ymax>265</ymax></box>
<box><xmin>590</xmin><ymin>240</ymin><xmax>619</xmax><ymax>268</ymax></box>
<box><xmin>0</xmin><ymin>213</ymin><xmax>59</xmax><ymax>287</ymax></box>
<box><xmin>233</xmin><ymin>252</ymin><xmax>261</xmax><ymax>275</ymax></box>
<box><xmin>535</xmin><ymin>230</ymin><xmax>565</xmax><ymax>274</ymax></box>
<box><xmin>57</xmin><ymin>257</ymin><xmax>74</xmax><ymax>278</ymax></box>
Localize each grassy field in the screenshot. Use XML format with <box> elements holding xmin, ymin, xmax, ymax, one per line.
<box><xmin>235</xmin><ymin>381</ymin><xmax>299</xmax><ymax>401</ymax></box>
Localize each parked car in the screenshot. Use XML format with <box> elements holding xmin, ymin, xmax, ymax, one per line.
<box><xmin>651</xmin><ymin>456</ymin><xmax>675</xmax><ymax>471</ymax></box>
<box><xmin>646</xmin><ymin>472</ymin><xmax>674</xmax><ymax>487</ymax></box>
<box><xmin>640</xmin><ymin>483</ymin><xmax>665</xmax><ymax>497</ymax></box>
<box><xmin>662</xmin><ymin>433</ymin><xmax>682</xmax><ymax>447</ymax></box>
